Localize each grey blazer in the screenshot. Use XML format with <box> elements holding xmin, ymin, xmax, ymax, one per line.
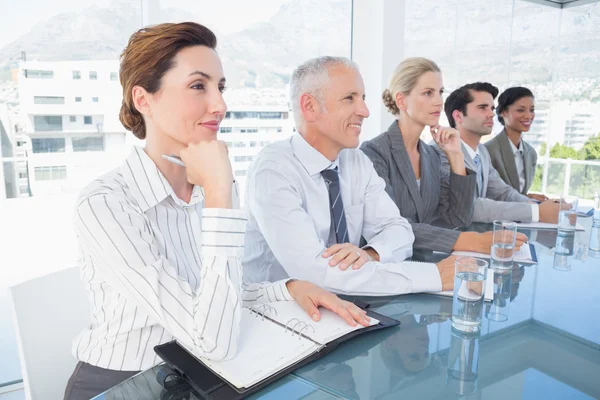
<box><xmin>433</xmin><ymin>142</ymin><xmax>533</xmax><ymax>223</ymax></box>
<box><xmin>485</xmin><ymin>130</ymin><xmax>537</xmax><ymax>195</ymax></box>
<box><xmin>360</xmin><ymin>121</ymin><xmax>476</xmax><ymax>253</ymax></box>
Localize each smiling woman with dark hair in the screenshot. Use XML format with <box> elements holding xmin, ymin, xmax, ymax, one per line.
<box><xmin>63</xmin><ymin>22</ymin><xmax>369</xmax><ymax>400</ymax></box>
<box><xmin>485</xmin><ymin>86</ymin><xmax>548</xmax><ymax>202</ymax></box>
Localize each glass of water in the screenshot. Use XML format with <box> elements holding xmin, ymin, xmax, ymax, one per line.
<box><xmin>555</xmin><ymin>196</ymin><xmax>579</xmax><ymax>262</ymax></box>
<box><xmin>491</xmin><ymin>220</ymin><xmax>518</xmax><ymax>271</ymax></box>
<box><xmin>452</xmin><ymin>257</ymin><xmax>488</xmax><ymax>332</ymax></box>
<box><xmin>558</xmin><ymin>196</ymin><xmax>579</xmax><ymax>232</ymax></box>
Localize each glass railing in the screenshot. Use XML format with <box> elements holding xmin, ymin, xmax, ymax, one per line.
<box><xmin>531</xmin><ymin>157</ymin><xmax>600</xmax><ymax>199</ymax></box>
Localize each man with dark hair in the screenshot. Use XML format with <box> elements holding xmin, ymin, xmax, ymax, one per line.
<box><xmin>434</xmin><ymin>82</ymin><xmax>562</xmax><ymax>223</ymax></box>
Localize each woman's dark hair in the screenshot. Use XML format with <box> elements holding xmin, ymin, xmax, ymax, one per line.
<box><xmin>496</xmin><ymin>87</ymin><xmax>534</xmax><ymax>126</ymax></box>
<box><xmin>119</xmin><ymin>22</ymin><xmax>217</xmax><ymax>139</ymax></box>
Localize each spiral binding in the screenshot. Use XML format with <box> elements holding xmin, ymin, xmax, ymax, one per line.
<box><xmin>249</xmin><ymin>303</ymin><xmax>278</xmax><ymax>320</ymax></box>
<box><xmin>249</xmin><ymin>306</ymin><xmax>316</xmax><ymax>340</ymax></box>
<box><xmin>284</xmin><ymin>318</ymin><xmax>315</xmax><ymax>340</ymax></box>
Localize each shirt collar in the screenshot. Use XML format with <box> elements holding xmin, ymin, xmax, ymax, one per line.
<box><xmin>461</xmin><ymin>139</ymin><xmax>480</xmax><ymax>160</ymax></box>
<box><xmin>508</xmin><ymin>137</ymin><xmax>522</xmax><ymax>154</ymax></box>
<box><xmin>121</xmin><ymin>146</ymin><xmax>204</xmax><ymax>212</ymax></box>
<box><xmin>291</xmin><ymin>133</ymin><xmax>338</xmax><ymax>176</ymax></box>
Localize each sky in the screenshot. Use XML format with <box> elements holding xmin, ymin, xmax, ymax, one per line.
<box><xmin>0</xmin><ymin>0</ymin><xmax>286</xmax><ymax>48</ymax></box>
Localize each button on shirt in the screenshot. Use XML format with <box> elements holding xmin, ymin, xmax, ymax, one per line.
<box><xmin>461</xmin><ymin>140</ymin><xmax>539</xmax><ymax>222</ymax></box>
<box><xmin>509</xmin><ymin>139</ymin><xmax>526</xmax><ymax>193</ymax></box>
<box><xmin>243</xmin><ymin>134</ymin><xmax>443</xmax><ymax>296</ymax></box>
<box><xmin>72</xmin><ymin>147</ymin><xmax>292</xmax><ymax>372</ymax></box>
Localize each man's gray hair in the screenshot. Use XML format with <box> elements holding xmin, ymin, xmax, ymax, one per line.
<box><xmin>290</xmin><ymin>56</ymin><xmax>359</xmax><ymax>128</ymax></box>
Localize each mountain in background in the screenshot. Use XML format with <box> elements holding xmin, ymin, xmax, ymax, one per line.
<box><xmin>0</xmin><ymin>0</ymin><xmax>599</xmax><ymax>90</ymax></box>
<box><xmin>0</xmin><ymin>0</ymin><xmax>350</xmax><ymax>88</ymax></box>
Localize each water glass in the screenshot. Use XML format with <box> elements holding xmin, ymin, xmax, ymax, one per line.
<box><xmin>452</xmin><ymin>257</ymin><xmax>488</xmax><ymax>332</ymax></box>
<box><xmin>486</xmin><ymin>268</ymin><xmax>512</xmax><ymax>322</ymax></box>
<box><xmin>446</xmin><ymin>326</ymin><xmax>480</xmax><ymax>396</ymax></box>
<box><xmin>490</xmin><ymin>220</ymin><xmax>518</xmax><ymax>271</ymax></box>
<box><xmin>558</xmin><ymin>196</ymin><xmax>579</xmax><ymax>233</ymax></box>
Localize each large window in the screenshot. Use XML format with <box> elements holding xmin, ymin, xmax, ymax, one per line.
<box><xmin>402</xmin><ymin>0</ymin><xmax>600</xmax><ymax>200</ymax></box>
<box><xmin>0</xmin><ymin>1</ymin><xmax>351</xmax><ymax>389</ymax></box>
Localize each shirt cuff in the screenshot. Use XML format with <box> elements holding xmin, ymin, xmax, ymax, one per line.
<box><xmin>365</xmin><ymin>242</ymin><xmax>394</xmax><ymax>263</ymax></box>
<box><xmin>530</xmin><ymin>204</ymin><xmax>539</xmax><ymax>223</ymax></box>
<box><xmin>201</xmin><ymin>208</ymin><xmax>247</xmax><ymax>257</ymax></box>
<box><xmin>402</xmin><ymin>261</ymin><xmax>442</xmax><ymax>293</ymax></box>
<box><xmin>275</xmin><ymin>279</ymin><xmax>296</xmax><ymax>301</ymax></box>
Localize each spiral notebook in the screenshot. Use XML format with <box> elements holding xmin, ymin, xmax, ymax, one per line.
<box><xmin>155</xmin><ymin>301</ymin><xmax>399</xmax><ymax>400</ymax></box>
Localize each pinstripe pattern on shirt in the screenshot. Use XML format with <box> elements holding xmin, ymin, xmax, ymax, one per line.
<box><xmin>72</xmin><ymin>146</ymin><xmax>293</xmax><ymax>372</ymax></box>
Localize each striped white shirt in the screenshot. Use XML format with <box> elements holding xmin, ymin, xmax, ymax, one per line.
<box><xmin>72</xmin><ymin>146</ymin><xmax>293</xmax><ymax>372</ymax></box>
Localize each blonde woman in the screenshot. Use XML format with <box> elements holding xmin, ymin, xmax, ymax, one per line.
<box><xmin>360</xmin><ymin>57</ymin><xmax>526</xmax><ymax>254</ymax></box>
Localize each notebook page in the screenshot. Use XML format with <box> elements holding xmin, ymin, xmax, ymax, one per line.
<box><xmin>265</xmin><ymin>301</ymin><xmax>379</xmax><ymax>345</ymax></box>
<box><xmin>453</xmin><ymin>243</ymin><xmax>536</xmax><ymax>264</ymax></box>
<box><xmin>197</xmin><ymin>308</ymin><xmax>320</xmax><ymax>389</ymax></box>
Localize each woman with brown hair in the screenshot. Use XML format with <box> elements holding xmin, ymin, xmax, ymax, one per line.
<box><xmin>64</xmin><ymin>22</ymin><xmax>369</xmax><ymax>399</ymax></box>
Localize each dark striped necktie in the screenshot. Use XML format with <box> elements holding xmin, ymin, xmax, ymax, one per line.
<box><xmin>321</xmin><ymin>167</ymin><xmax>348</xmax><ymax>244</ymax></box>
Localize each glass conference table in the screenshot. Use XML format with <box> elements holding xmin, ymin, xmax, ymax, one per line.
<box><xmin>95</xmin><ymin>216</ymin><xmax>600</xmax><ymax>400</ymax></box>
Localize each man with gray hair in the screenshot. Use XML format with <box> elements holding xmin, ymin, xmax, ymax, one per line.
<box><xmin>242</xmin><ymin>56</ymin><xmax>457</xmax><ymax>296</ymax></box>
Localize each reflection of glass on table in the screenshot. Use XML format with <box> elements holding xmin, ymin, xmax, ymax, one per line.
<box><xmin>446</xmin><ymin>326</ymin><xmax>480</xmax><ymax>396</ymax></box>
<box><xmin>486</xmin><ymin>268</ymin><xmax>512</xmax><ymax>322</ymax></box>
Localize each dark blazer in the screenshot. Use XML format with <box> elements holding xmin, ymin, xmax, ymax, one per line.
<box><xmin>360</xmin><ymin>121</ymin><xmax>477</xmax><ymax>253</ymax></box>
<box><xmin>484</xmin><ymin>130</ymin><xmax>537</xmax><ymax>195</ymax></box>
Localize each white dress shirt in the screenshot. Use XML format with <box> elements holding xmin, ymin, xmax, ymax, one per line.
<box><xmin>461</xmin><ymin>140</ymin><xmax>538</xmax><ymax>222</ymax></box>
<box><xmin>508</xmin><ymin>139</ymin><xmax>526</xmax><ymax>193</ymax></box>
<box><xmin>243</xmin><ymin>133</ymin><xmax>442</xmax><ymax>296</ymax></box>
<box><xmin>72</xmin><ymin>147</ymin><xmax>292</xmax><ymax>372</ymax></box>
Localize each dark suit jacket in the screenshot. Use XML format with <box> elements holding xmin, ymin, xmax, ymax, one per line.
<box><xmin>485</xmin><ymin>130</ymin><xmax>537</xmax><ymax>195</ymax></box>
<box><xmin>360</xmin><ymin>121</ymin><xmax>476</xmax><ymax>253</ymax></box>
